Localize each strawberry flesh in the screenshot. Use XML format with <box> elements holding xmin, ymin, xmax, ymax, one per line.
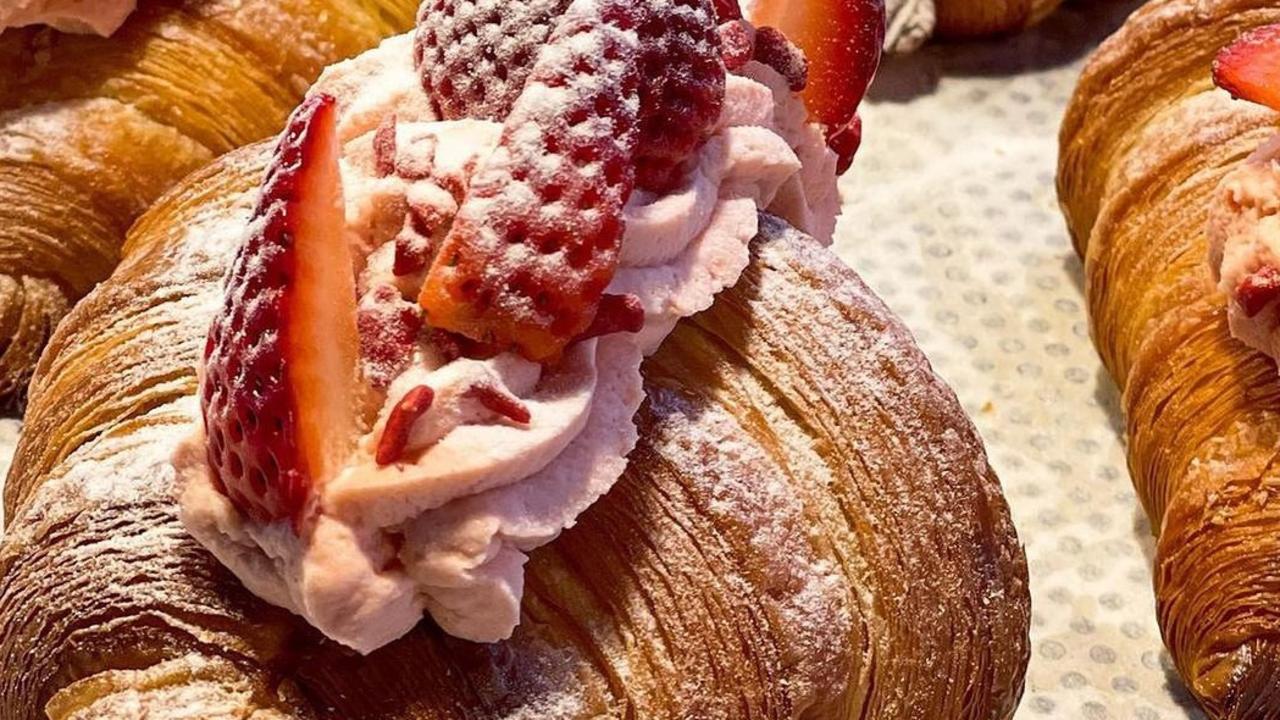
<box><xmin>749</xmin><ymin>0</ymin><xmax>884</xmax><ymax>171</ymax></box>
<box><xmin>1214</xmin><ymin>24</ymin><xmax>1280</xmax><ymax>112</ymax></box>
<box><xmin>576</xmin><ymin>293</ymin><xmax>644</xmax><ymax>340</ymax></box>
<box><xmin>200</xmin><ymin>94</ymin><xmax>359</xmax><ymax>527</ymax></box>
<box><xmin>358</xmin><ymin>285</ymin><xmax>425</xmax><ymax>389</ymax></box>
<box><xmin>419</xmin><ymin>0</ymin><xmax>725</xmax><ymax>362</ymax></box>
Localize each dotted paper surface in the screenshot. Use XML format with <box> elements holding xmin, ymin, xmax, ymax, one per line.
<box><xmin>0</xmin><ymin>3</ymin><xmax>1206</xmax><ymax>716</ymax></box>
<box><xmin>836</xmin><ymin>1</ymin><xmax>1203</xmax><ymax>718</ymax></box>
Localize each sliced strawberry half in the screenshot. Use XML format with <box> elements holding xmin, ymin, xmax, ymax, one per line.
<box><xmin>415</xmin><ymin>0</ymin><xmax>573</xmax><ymax>122</ymax></box>
<box><xmin>200</xmin><ymin>94</ymin><xmax>360</xmax><ymax>527</ymax></box>
<box><xmin>419</xmin><ymin>0</ymin><xmax>724</xmax><ymax>362</ymax></box>
<box><xmin>1214</xmin><ymin>24</ymin><xmax>1280</xmax><ymax>112</ymax></box>
<box><xmin>749</xmin><ymin>0</ymin><xmax>884</xmax><ymax>171</ymax></box>
<box><xmin>416</xmin><ymin>0</ymin><xmax>724</xmax><ymax>192</ymax></box>
<box><xmin>712</xmin><ymin>0</ymin><xmax>742</xmax><ymax>21</ymax></box>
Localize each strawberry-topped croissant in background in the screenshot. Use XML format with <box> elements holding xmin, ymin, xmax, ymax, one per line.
<box><xmin>174</xmin><ymin>0</ymin><xmax>884</xmax><ymax>653</ymax></box>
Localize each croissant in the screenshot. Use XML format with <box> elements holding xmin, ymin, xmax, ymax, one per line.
<box><xmin>0</xmin><ymin>0</ymin><xmax>418</xmax><ymax>408</ymax></box>
<box><xmin>0</xmin><ymin>122</ymin><xmax>1030</xmax><ymax>716</ymax></box>
<box><xmin>1059</xmin><ymin>0</ymin><xmax>1280</xmax><ymax>715</ymax></box>
<box><xmin>933</xmin><ymin>0</ymin><xmax>1063</xmax><ymax>39</ymax></box>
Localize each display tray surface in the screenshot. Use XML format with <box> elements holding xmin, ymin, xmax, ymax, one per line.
<box><xmin>838</xmin><ymin>1</ymin><xmax>1201</xmax><ymax>717</ymax></box>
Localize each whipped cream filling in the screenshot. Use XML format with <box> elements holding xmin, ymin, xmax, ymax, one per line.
<box><xmin>0</xmin><ymin>0</ymin><xmax>135</xmax><ymax>35</ymax></box>
<box><xmin>177</xmin><ymin>31</ymin><xmax>839</xmax><ymax>652</ymax></box>
<box><xmin>1209</xmin><ymin>133</ymin><xmax>1280</xmax><ymax>359</ymax></box>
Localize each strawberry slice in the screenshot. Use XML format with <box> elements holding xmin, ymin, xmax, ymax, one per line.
<box><xmin>712</xmin><ymin>0</ymin><xmax>742</xmax><ymax>20</ymax></box>
<box><xmin>1214</xmin><ymin>24</ymin><xmax>1280</xmax><ymax>112</ymax></box>
<box><xmin>749</xmin><ymin>0</ymin><xmax>884</xmax><ymax>170</ymax></box>
<box><xmin>200</xmin><ymin>94</ymin><xmax>360</xmax><ymax>527</ymax></box>
<box><xmin>419</xmin><ymin>0</ymin><xmax>724</xmax><ymax>362</ymax></box>
<box><xmin>417</xmin><ymin>0</ymin><xmax>724</xmax><ymax>191</ymax></box>
<box><xmin>415</xmin><ymin>0</ymin><xmax>573</xmax><ymax>122</ymax></box>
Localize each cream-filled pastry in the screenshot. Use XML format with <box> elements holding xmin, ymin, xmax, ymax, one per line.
<box><xmin>174</xmin><ymin>0</ymin><xmax>852</xmax><ymax>653</ymax></box>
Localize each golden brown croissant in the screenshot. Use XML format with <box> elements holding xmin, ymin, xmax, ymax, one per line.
<box><xmin>0</xmin><ymin>0</ymin><xmax>418</xmax><ymax>408</ymax></box>
<box><xmin>0</xmin><ymin>137</ymin><xmax>1030</xmax><ymax>718</ymax></box>
<box><xmin>1059</xmin><ymin>0</ymin><xmax>1280</xmax><ymax>715</ymax></box>
<box><xmin>933</xmin><ymin>0</ymin><xmax>1063</xmax><ymax>39</ymax></box>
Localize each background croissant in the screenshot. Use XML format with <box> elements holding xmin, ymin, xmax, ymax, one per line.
<box><xmin>1059</xmin><ymin>0</ymin><xmax>1280</xmax><ymax>715</ymax></box>
<box><xmin>0</xmin><ymin>138</ymin><xmax>1030</xmax><ymax>718</ymax></box>
<box><xmin>934</xmin><ymin>0</ymin><xmax>1064</xmax><ymax>39</ymax></box>
<box><xmin>0</xmin><ymin>0</ymin><xmax>418</xmax><ymax>408</ymax></box>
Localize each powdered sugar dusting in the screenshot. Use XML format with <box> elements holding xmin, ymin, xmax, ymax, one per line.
<box><xmin>173</xmin><ymin>22</ymin><xmax>838</xmax><ymax>652</ymax></box>
<box><xmin>642</xmin><ymin>385</ymin><xmax>853</xmax><ymax>712</ymax></box>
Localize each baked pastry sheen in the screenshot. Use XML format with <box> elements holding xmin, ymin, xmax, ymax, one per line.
<box><xmin>0</xmin><ymin>0</ymin><xmax>418</xmax><ymax>407</ymax></box>
<box><xmin>0</xmin><ymin>141</ymin><xmax>1029</xmax><ymax>718</ymax></box>
<box><xmin>1059</xmin><ymin>0</ymin><xmax>1280</xmax><ymax>715</ymax></box>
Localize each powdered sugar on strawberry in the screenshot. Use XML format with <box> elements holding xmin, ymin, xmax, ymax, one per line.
<box><xmin>176</xmin><ymin>23</ymin><xmax>839</xmax><ymax>652</ymax></box>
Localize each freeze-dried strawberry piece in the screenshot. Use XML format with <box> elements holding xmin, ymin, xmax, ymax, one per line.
<box><xmin>417</xmin><ymin>0</ymin><xmax>724</xmax><ymax>192</ymax></box>
<box><xmin>394</xmin><ymin>202</ymin><xmax>449</xmax><ymax>276</ymax></box>
<box><xmin>415</xmin><ymin>0</ymin><xmax>572</xmax><ymax>121</ymax></box>
<box><xmin>754</xmin><ymin>26</ymin><xmax>808</xmax><ymax>91</ymax></box>
<box><xmin>373</xmin><ymin>113</ymin><xmax>397</xmax><ymax>178</ymax></box>
<box><xmin>466</xmin><ymin>381</ymin><xmax>532</xmax><ymax>424</ymax></box>
<box><xmin>358</xmin><ymin>285</ymin><xmax>425</xmax><ymax>388</ymax></box>
<box><xmin>829</xmin><ymin>114</ymin><xmax>862</xmax><ymax>175</ymax></box>
<box><xmin>718</xmin><ymin>20</ymin><xmax>754</xmax><ymax>71</ymax></box>
<box><xmin>430</xmin><ymin>329</ymin><xmax>502</xmax><ymax>363</ymax></box>
<box><xmin>419</xmin><ymin>0</ymin><xmax>725</xmax><ymax>361</ymax></box>
<box><xmin>376</xmin><ymin>385</ymin><xmax>435</xmax><ymax>465</ymax></box>
<box><xmin>1238</xmin><ymin>265</ymin><xmax>1280</xmax><ymax>318</ymax></box>
<box><xmin>200</xmin><ymin>94</ymin><xmax>360</xmax><ymax>527</ymax></box>
<box><xmin>751</xmin><ymin>0</ymin><xmax>883</xmax><ymax>173</ymax></box>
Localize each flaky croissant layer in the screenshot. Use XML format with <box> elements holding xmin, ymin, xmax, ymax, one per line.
<box><xmin>0</xmin><ymin>0</ymin><xmax>419</xmax><ymax>408</ymax></box>
<box><xmin>0</xmin><ymin>139</ymin><xmax>1028</xmax><ymax>718</ymax></box>
<box><xmin>1059</xmin><ymin>0</ymin><xmax>1280</xmax><ymax>716</ymax></box>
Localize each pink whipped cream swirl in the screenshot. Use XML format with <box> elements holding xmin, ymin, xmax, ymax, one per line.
<box><xmin>176</xmin><ymin>30</ymin><xmax>839</xmax><ymax>653</ymax></box>
<box><xmin>1210</xmin><ymin>133</ymin><xmax>1280</xmax><ymax>359</ymax></box>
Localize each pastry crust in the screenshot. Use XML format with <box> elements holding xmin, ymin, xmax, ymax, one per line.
<box><xmin>0</xmin><ymin>0</ymin><xmax>418</xmax><ymax>407</ymax></box>
<box><xmin>0</xmin><ymin>142</ymin><xmax>1029</xmax><ymax>719</ymax></box>
<box><xmin>1058</xmin><ymin>0</ymin><xmax>1280</xmax><ymax>715</ymax></box>
<box><xmin>933</xmin><ymin>0</ymin><xmax>1062</xmax><ymax>39</ymax></box>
